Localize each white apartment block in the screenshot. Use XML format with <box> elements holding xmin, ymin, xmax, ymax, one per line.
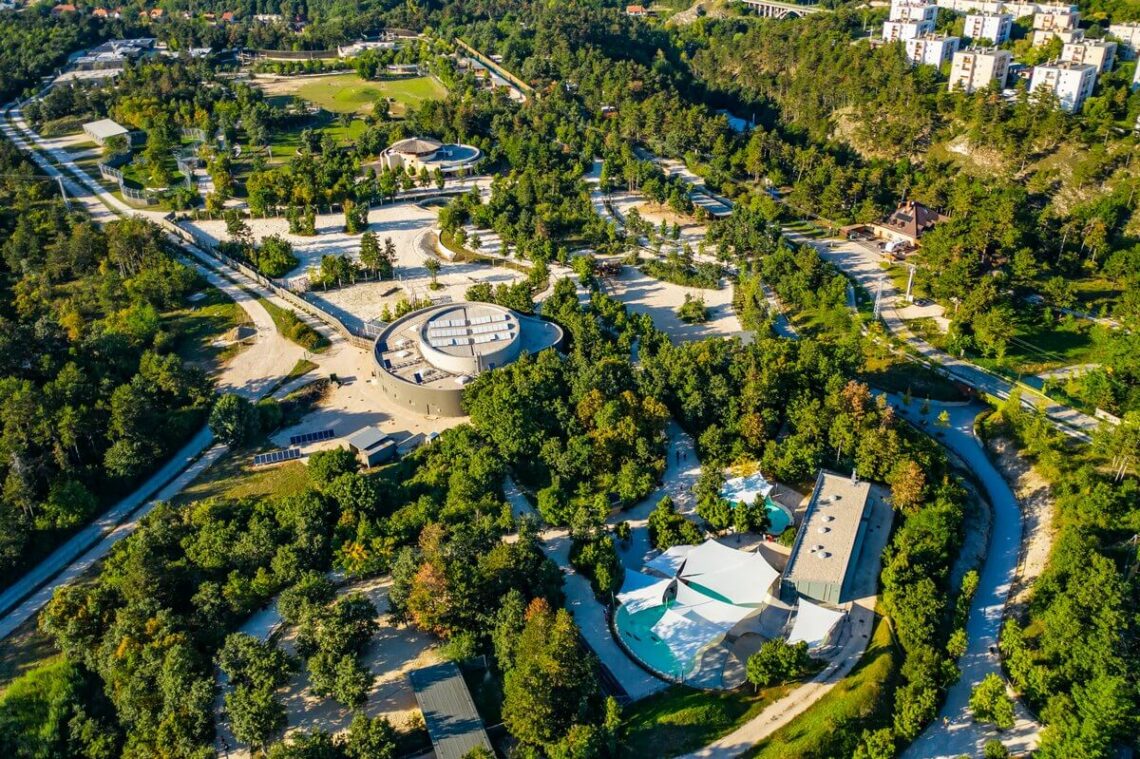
<box><xmin>884</xmin><ymin>19</ymin><xmax>937</xmax><ymax>42</ymax></box>
<box><xmin>906</xmin><ymin>33</ymin><xmax>961</xmax><ymax>66</ymax></box>
<box><xmin>964</xmin><ymin>12</ymin><xmax>1013</xmax><ymax>43</ymax></box>
<box><xmin>1108</xmin><ymin>23</ymin><xmax>1140</xmax><ymax>60</ymax></box>
<box><xmin>948</xmin><ymin>47</ymin><xmax>1013</xmax><ymax>92</ymax></box>
<box><xmin>890</xmin><ymin>0</ymin><xmax>939</xmax><ymax>22</ymax></box>
<box><xmin>1033</xmin><ymin>26</ymin><xmax>1083</xmax><ymax>46</ymax></box>
<box><xmin>936</xmin><ymin>0</ymin><xmax>1074</xmax><ymax>18</ymax></box>
<box><xmin>1030</xmin><ymin>60</ymin><xmax>1097</xmax><ymax>112</ymax></box>
<box><xmin>1061</xmin><ymin>39</ymin><xmax>1116</xmax><ymax>73</ymax></box>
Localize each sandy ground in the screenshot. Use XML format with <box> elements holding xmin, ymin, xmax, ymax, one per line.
<box><xmin>217</xmin><ymin>576</ymin><xmax>441</xmax><ymax>757</ymax></box>
<box><xmin>186</xmin><ymin>207</ymin><xmax>546</xmax><ymax>333</ymax></box>
<box><xmin>986</xmin><ymin>437</ymin><xmax>1055</xmax><ymax>612</ymax></box>
<box><xmin>603</xmin><ymin>263</ymin><xmax>744</xmax><ymax>343</ymax></box>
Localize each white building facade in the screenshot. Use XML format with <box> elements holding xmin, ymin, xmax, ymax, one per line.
<box><xmin>906</xmin><ymin>34</ymin><xmax>961</xmax><ymax>66</ymax></box>
<box><xmin>1061</xmin><ymin>39</ymin><xmax>1116</xmax><ymax>72</ymax></box>
<box><xmin>948</xmin><ymin>47</ymin><xmax>1013</xmax><ymax>92</ymax></box>
<box><xmin>963</xmin><ymin>12</ymin><xmax>1013</xmax><ymax>43</ymax></box>
<box><xmin>884</xmin><ymin>19</ymin><xmax>937</xmax><ymax>42</ymax></box>
<box><xmin>1108</xmin><ymin>23</ymin><xmax>1140</xmax><ymax>60</ymax></box>
<box><xmin>1030</xmin><ymin>60</ymin><xmax>1097</xmax><ymax>112</ymax></box>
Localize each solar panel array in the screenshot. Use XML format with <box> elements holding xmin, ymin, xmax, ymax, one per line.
<box><xmin>289</xmin><ymin>428</ymin><xmax>336</xmax><ymax>446</ymax></box>
<box><xmin>253</xmin><ymin>447</ymin><xmax>302</xmax><ymax>466</ymax></box>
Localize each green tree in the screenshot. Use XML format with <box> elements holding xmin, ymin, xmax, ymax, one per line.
<box><xmin>969</xmin><ymin>673</ymin><xmax>1015</xmax><ymax>730</ymax></box>
<box><xmin>209</xmin><ymin>394</ymin><xmax>258</xmax><ymax>447</ymax></box>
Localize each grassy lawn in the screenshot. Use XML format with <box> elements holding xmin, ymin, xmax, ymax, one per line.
<box><xmin>164</xmin><ymin>285</ymin><xmax>249</xmax><ymax>374</ymax></box>
<box><xmin>267</xmin><ymin>113</ymin><xmax>369</xmax><ymax>164</ymax></box>
<box><xmin>0</xmin><ymin>618</ymin><xmax>60</xmax><ymax>694</ymax></box>
<box><xmin>258</xmin><ymin>297</ymin><xmax>330</xmax><ymax>352</ymax></box>
<box><xmin>170</xmin><ymin>455</ymin><xmax>310</xmax><ymax>508</ymax></box>
<box><xmin>746</xmin><ymin>614</ymin><xmax>901</xmax><ymax>759</ymax></box>
<box><xmin>273</xmin><ymin>74</ymin><xmax>447</xmax><ymax>115</ymax></box>
<box><xmin>620</xmin><ymin>681</ymin><xmax>794</xmax><ymax>758</ymax></box>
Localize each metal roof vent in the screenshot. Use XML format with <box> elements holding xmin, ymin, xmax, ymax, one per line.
<box><xmin>818</xmin><ymin>526</ymin><xmax>830</xmax><ymax>534</ymax></box>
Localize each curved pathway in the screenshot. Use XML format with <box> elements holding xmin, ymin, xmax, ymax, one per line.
<box><xmin>892</xmin><ymin>398</ymin><xmax>1041</xmax><ymax>758</ymax></box>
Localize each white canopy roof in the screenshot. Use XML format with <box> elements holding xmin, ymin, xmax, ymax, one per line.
<box><xmin>721</xmin><ymin>472</ymin><xmax>775</xmax><ymax>505</ymax></box>
<box><xmin>650</xmin><ymin>585</ymin><xmax>758</xmax><ymax>671</ymax></box>
<box><xmin>646</xmin><ymin>544</ymin><xmax>694</xmax><ymax>578</ymax></box>
<box><xmin>787</xmin><ymin>598</ymin><xmax>846</xmax><ymax>649</ymax></box>
<box><xmin>616</xmin><ymin>571</ymin><xmax>672</xmax><ymax>616</ymax></box>
<box><xmin>678</xmin><ymin>539</ymin><xmax>780</xmax><ymax>606</ymax></box>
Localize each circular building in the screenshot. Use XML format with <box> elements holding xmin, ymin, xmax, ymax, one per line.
<box><xmin>373</xmin><ymin>302</ymin><xmax>564</xmax><ymax>416</ymax></box>
<box><xmin>378</xmin><ymin>136</ymin><xmax>482</xmax><ymax>176</ymax></box>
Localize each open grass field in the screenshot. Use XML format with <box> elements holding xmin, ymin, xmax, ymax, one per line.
<box><xmin>165</xmin><ymin>285</ymin><xmax>249</xmax><ymax>374</ymax></box>
<box><xmin>259</xmin><ymin>73</ymin><xmax>447</xmax><ymax>116</ymax></box>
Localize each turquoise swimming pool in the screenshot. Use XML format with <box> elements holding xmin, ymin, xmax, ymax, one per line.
<box><xmin>764</xmin><ymin>499</ymin><xmax>792</xmax><ymax>535</ymax></box>
<box><xmin>614</xmin><ymin>603</ymin><xmax>696</xmax><ymax>680</ymax></box>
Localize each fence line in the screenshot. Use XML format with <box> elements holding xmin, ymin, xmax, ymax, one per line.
<box><xmin>161</xmin><ymin>215</ymin><xmax>374</xmax><ymax>350</ymax></box>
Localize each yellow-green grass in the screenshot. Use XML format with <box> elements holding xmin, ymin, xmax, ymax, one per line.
<box><xmin>258</xmin><ymin>297</ymin><xmax>330</xmax><ymax>353</ymax></box>
<box><xmin>746</xmin><ymin>614</ymin><xmax>901</xmax><ymax>759</ymax></box>
<box><xmin>0</xmin><ymin>618</ymin><xmax>60</xmax><ymax>694</ymax></box>
<box><xmin>281</xmin><ymin>74</ymin><xmax>447</xmax><ymax>115</ymax></box>
<box><xmin>170</xmin><ymin>456</ymin><xmax>310</xmax><ymax>508</ymax></box>
<box><xmin>620</xmin><ymin>682</ymin><xmax>795</xmax><ymax>757</ymax></box>
<box><xmin>164</xmin><ymin>285</ymin><xmax>249</xmax><ymax>373</ymax></box>
<box><xmin>267</xmin><ymin>116</ymin><xmax>368</xmax><ymax>163</ymax></box>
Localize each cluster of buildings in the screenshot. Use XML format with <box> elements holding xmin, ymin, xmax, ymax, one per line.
<box><xmin>882</xmin><ymin>0</ymin><xmax>1140</xmax><ymax>112</ymax></box>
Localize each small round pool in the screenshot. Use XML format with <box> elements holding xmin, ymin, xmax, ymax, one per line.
<box><xmin>614</xmin><ymin>603</ymin><xmax>696</xmax><ymax>680</ymax></box>
<box><xmin>765</xmin><ymin>499</ymin><xmax>793</xmax><ymax>535</ymax></box>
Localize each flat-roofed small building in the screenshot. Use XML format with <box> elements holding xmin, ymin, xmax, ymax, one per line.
<box><xmin>964</xmin><ymin>11</ymin><xmax>1013</xmax><ymax>43</ymax></box>
<box><xmin>408</xmin><ymin>661</ymin><xmax>493</xmax><ymax>759</ymax></box>
<box><xmin>1061</xmin><ymin>39</ymin><xmax>1116</xmax><ymax>73</ymax></box>
<box><xmin>82</xmin><ymin>118</ymin><xmax>130</xmax><ymax>145</ymax></box>
<box><xmin>948</xmin><ymin>46</ymin><xmax>1013</xmax><ymax>92</ymax></box>
<box><xmin>780</xmin><ymin>470</ymin><xmax>874</xmax><ymax>606</ymax></box>
<box><xmin>345</xmin><ymin>426</ymin><xmax>396</xmax><ymax>467</ymax></box>
<box><xmin>906</xmin><ymin>33</ymin><xmax>961</xmax><ymax>66</ymax></box>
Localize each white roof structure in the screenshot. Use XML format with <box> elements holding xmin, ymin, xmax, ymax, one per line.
<box><xmin>787</xmin><ymin>599</ymin><xmax>846</xmax><ymax>649</ymax></box>
<box><xmin>616</xmin><ymin>571</ymin><xmax>673</xmax><ymax>615</ymax></box>
<box><xmin>678</xmin><ymin>539</ymin><xmax>780</xmax><ymax>606</ymax></box>
<box><xmin>650</xmin><ymin>582</ymin><xmax>758</xmax><ymax>670</ymax></box>
<box><xmin>82</xmin><ymin>118</ymin><xmax>129</xmax><ymax>141</ymax></box>
<box><xmin>720</xmin><ymin>472</ymin><xmax>775</xmax><ymax>505</ymax></box>
<box><xmin>646</xmin><ymin>544</ymin><xmax>694</xmax><ymax>577</ymax></box>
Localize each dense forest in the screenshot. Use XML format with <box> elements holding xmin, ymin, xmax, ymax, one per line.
<box><xmin>0</xmin><ymin>141</ymin><xmax>215</xmax><ymax>581</ymax></box>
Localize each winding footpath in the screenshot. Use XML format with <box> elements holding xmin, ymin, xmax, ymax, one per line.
<box><xmin>891</xmin><ymin>398</ymin><xmax>1041</xmax><ymax>759</ymax></box>
<box><xmin>0</xmin><ymin>101</ymin><xmax>307</xmax><ymax>641</ymax></box>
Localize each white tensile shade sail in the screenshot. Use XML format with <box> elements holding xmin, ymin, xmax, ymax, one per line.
<box><xmin>786</xmin><ymin>598</ymin><xmax>846</xmax><ymax>649</ymax></box>
<box><xmin>679</xmin><ymin>539</ymin><xmax>780</xmax><ymax>606</ymax></box>
<box><xmin>646</xmin><ymin>544</ymin><xmax>694</xmax><ymax>577</ymax></box>
<box><xmin>616</xmin><ymin>570</ymin><xmax>673</xmax><ymax>616</ymax></box>
<box><xmin>650</xmin><ymin>583</ymin><xmax>759</xmax><ymax>670</ymax></box>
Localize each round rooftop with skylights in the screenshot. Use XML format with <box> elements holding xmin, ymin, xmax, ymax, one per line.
<box><xmin>417</xmin><ymin>303</ymin><xmax>522</xmax><ymax>375</ymax></box>
<box><xmin>372</xmin><ymin>301</ymin><xmax>564</xmax><ymax>417</ymax></box>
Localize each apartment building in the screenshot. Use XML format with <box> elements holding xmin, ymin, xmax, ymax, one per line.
<box><xmin>935</xmin><ymin>0</ymin><xmax>1074</xmax><ymax>17</ymax></box>
<box><xmin>891</xmin><ymin>0</ymin><xmax>939</xmax><ymax>22</ymax></box>
<box><xmin>948</xmin><ymin>47</ymin><xmax>1013</xmax><ymax>92</ymax></box>
<box><xmin>1029</xmin><ymin>60</ymin><xmax>1097</xmax><ymax>112</ymax></box>
<box><xmin>906</xmin><ymin>34</ymin><xmax>961</xmax><ymax>66</ymax></box>
<box><xmin>884</xmin><ymin>19</ymin><xmax>937</xmax><ymax>42</ymax></box>
<box><xmin>1061</xmin><ymin>39</ymin><xmax>1116</xmax><ymax>73</ymax></box>
<box><xmin>1108</xmin><ymin>23</ymin><xmax>1140</xmax><ymax>60</ymax></box>
<box><xmin>964</xmin><ymin>12</ymin><xmax>1013</xmax><ymax>43</ymax></box>
<box><xmin>1031</xmin><ymin>5</ymin><xmax>1080</xmax><ymax>45</ymax></box>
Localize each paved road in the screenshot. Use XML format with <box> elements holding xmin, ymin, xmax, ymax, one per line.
<box><xmin>808</xmin><ymin>237</ymin><xmax>1103</xmax><ymax>441</ymax></box>
<box><xmin>0</xmin><ymin>101</ymin><xmax>305</xmax><ymax>640</ymax></box>
<box><xmin>891</xmin><ymin>398</ymin><xmax>1041</xmax><ymax>759</ymax></box>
